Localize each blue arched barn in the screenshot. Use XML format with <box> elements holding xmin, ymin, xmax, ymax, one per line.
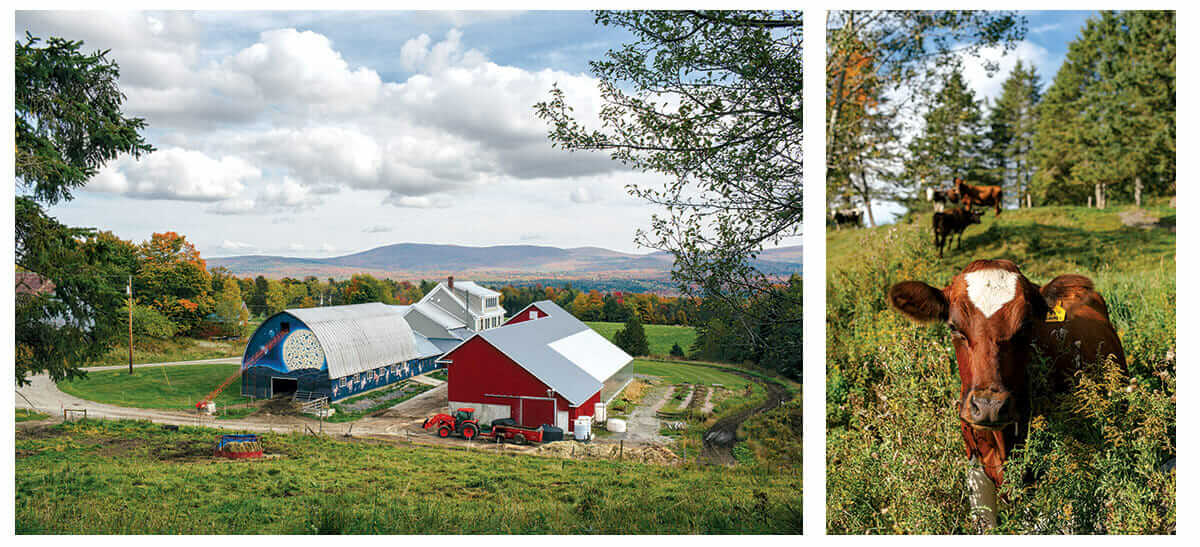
<box><xmin>240</xmin><ymin>303</ymin><xmax>444</xmax><ymax>401</ymax></box>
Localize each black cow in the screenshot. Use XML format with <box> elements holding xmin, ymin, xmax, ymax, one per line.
<box><xmin>933</xmin><ymin>207</ymin><xmax>984</xmax><ymax>258</ymax></box>
<box><xmin>831</xmin><ymin>209</ymin><xmax>864</xmax><ymax>229</ymax></box>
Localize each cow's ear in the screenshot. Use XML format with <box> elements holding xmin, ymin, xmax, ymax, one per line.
<box><xmin>889</xmin><ymin>281</ymin><xmax>949</xmax><ymax>323</ymax></box>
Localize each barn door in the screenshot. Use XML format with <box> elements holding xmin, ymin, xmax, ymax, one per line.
<box><xmin>556</xmin><ymin>410</ymin><xmax>569</xmax><ymax>431</ymax></box>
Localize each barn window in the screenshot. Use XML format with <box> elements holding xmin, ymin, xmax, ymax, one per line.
<box><xmin>529</xmin><ymin>310</ymin><xmax>538</xmax><ymax>320</ymax></box>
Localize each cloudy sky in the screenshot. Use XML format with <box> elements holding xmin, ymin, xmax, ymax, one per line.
<box><xmin>17</xmin><ymin>10</ymin><xmax>692</xmax><ymax>258</ymax></box>
<box><xmin>870</xmin><ymin>10</ymin><xmax>1099</xmax><ymax>224</ymax></box>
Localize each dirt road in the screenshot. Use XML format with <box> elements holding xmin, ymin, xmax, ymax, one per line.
<box><xmin>700</xmin><ymin>373</ymin><xmax>792</xmax><ymax>464</ymax></box>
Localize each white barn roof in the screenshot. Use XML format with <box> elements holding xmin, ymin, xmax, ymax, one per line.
<box><xmin>282</xmin><ymin>303</ymin><xmax>438</xmax><ymax>379</ymax></box>
<box><xmin>452</xmin><ymin>281</ymin><xmax>500</xmax><ymax>298</ymax></box>
<box><xmin>443</xmin><ymin>300</ymin><xmax>633</xmax><ymax>406</ymax></box>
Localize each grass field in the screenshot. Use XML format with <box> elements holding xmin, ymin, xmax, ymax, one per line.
<box><xmin>16</xmin><ymin>409</ymin><xmax>50</xmax><ymax>422</ymax></box>
<box><xmin>15</xmin><ymin>420</ymin><xmax>801</xmax><ymax>534</ymax></box>
<box><xmin>92</xmin><ymin>336</ymin><xmax>244</xmax><ymax>367</ymax></box>
<box><xmin>629</xmin><ymin>359</ymin><xmax>753</xmax><ymax>389</ymax></box>
<box><xmin>58</xmin><ymin>363</ymin><xmax>250</xmax><ymax>410</ymax></box>
<box><xmin>826</xmin><ymin>205</ymin><xmax>1175</xmax><ymax>534</ymax></box>
<box><xmin>586</xmin><ymin>321</ymin><xmax>697</xmax><ymax>357</ymax></box>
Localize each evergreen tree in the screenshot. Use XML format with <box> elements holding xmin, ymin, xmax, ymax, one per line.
<box><xmin>15</xmin><ymin>33</ymin><xmax>152</xmax><ymax>384</ymax></box>
<box><xmin>906</xmin><ymin>68</ymin><xmax>992</xmax><ymax>189</ymax></box>
<box><xmin>986</xmin><ymin>60</ymin><xmax>1042</xmax><ymax>207</ymax></box>
<box><xmin>613</xmin><ymin>315</ymin><xmax>650</xmax><ymax>357</ymax></box>
<box><xmin>670</xmin><ymin>342</ymin><xmax>686</xmax><ymax>358</ymax></box>
<box><xmin>1032</xmin><ymin>11</ymin><xmax>1175</xmax><ymax>206</ymax></box>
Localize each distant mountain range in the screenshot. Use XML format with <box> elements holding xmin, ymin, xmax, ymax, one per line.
<box><xmin>207</xmin><ymin>243</ymin><xmax>802</xmax><ymax>283</ymax></box>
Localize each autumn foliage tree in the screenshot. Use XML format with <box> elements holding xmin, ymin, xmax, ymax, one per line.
<box><xmin>134</xmin><ymin>232</ymin><xmax>213</xmax><ymax>334</ymax></box>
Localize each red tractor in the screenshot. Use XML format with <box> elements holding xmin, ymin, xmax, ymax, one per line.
<box><xmin>422</xmin><ymin>407</ymin><xmax>482</xmax><ymax>440</ymax></box>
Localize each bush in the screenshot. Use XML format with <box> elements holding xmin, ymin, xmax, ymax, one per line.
<box><xmin>670</xmin><ymin>342</ymin><xmax>685</xmax><ymax>357</ymax></box>
<box><xmin>132</xmin><ymin>304</ymin><xmax>177</xmax><ymax>338</ymax></box>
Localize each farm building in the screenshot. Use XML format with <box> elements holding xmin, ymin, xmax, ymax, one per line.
<box><xmin>240</xmin><ymin>303</ymin><xmax>443</xmax><ymax>401</ymax></box>
<box><xmin>403</xmin><ymin>276</ymin><xmax>505</xmax><ymax>351</ymax></box>
<box><xmin>438</xmin><ymin>300</ymin><xmax>635</xmax><ymax>432</ymax></box>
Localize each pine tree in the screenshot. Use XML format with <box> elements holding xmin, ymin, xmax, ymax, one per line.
<box><xmin>613</xmin><ymin>315</ymin><xmax>650</xmax><ymax>357</ymax></box>
<box><xmin>906</xmin><ymin>68</ymin><xmax>992</xmax><ymax>190</ymax></box>
<box><xmin>987</xmin><ymin>60</ymin><xmax>1042</xmax><ymax>207</ymax></box>
<box><xmin>1032</xmin><ymin>11</ymin><xmax>1175</xmax><ymax>206</ymax></box>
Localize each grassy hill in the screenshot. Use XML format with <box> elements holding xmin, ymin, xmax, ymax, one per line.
<box><xmin>16</xmin><ymin>420</ymin><xmax>800</xmax><ymax>534</ymax></box>
<box><xmin>826</xmin><ymin>205</ymin><xmax>1175</xmax><ymax>534</ymax></box>
<box><xmin>586</xmin><ymin>321</ymin><xmax>697</xmax><ymax>357</ymax></box>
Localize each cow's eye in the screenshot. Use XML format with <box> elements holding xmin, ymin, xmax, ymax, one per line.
<box><xmin>947</xmin><ymin>323</ymin><xmax>966</xmax><ymax>339</ymax></box>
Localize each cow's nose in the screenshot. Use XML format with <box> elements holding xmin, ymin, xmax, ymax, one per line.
<box><xmin>967</xmin><ymin>390</ymin><xmax>1012</xmax><ymax>425</ymax></box>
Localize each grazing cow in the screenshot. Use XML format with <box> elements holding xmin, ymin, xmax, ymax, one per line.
<box><xmin>888</xmin><ymin>259</ymin><xmax>1126</xmax><ymax>527</ymax></box>
<box><xmin>954</xmin><ymin>178</ymin><xmax>1003</xmax><ymax>216</ymax></box>
<box><xmin>926</xmin><ymin>187</ymin><xmax>960</xmax><ymax>213</ymax></box>
<box><xmin>832</xmin><ymin>209</ymin><xmax>864</xmax><ymax>229</ymax></box>
<box><xmin>933</xmin><ymin>207</ymin><xmax>983</xmax><ymax>258</ymax></box>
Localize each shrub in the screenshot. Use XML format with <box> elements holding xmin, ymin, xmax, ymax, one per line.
<box><xmin>132</xmin><ymin>304</ymin><xmax>177</xmax><ymax>338</ymax></box>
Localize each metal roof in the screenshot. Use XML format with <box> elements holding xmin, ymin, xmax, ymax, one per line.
<box><xmin>408</xmin><ymin>301</ymin><xmax>467</xmax><ymax>330</ymax></box>
<box><xmin>444</xmin><ymin>300</ymin><xmax>633</xmax><ymax>406</ymax></box>
<box><xmin>282</xmin><ymin>303</ymin><xmax>439</xmax><ymax>379</ymax></box>
<box><xmin>452</xmin><ymin>281</ymin><xmax>500</xmax><ymax>298</ymax></box>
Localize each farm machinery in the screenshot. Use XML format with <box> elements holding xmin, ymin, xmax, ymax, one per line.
<box><xmin>422</xmin><ymin>407</ymin><xmax>563</xmax><ymax>445</ymax></box>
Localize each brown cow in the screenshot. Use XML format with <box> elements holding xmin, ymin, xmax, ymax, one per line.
<box><xmin>888</xmin><ymin>259</ymin><xmax>1125</xmax><ymax>527</ymax></box>
<box><xmin>954</xmin><ymin>177</ymin><xmax>1003</xmax><ymax>216</ymax></box>
<box><xmin>933</xmin><ymin>207</ymin><xmax>983</xmax><ymax>258</ymax></box>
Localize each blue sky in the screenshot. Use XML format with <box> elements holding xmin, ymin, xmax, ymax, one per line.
<box><xmin>17</xmin><ymin>11</ymin><xmax>666</xmax><ymax>258</ymax></box>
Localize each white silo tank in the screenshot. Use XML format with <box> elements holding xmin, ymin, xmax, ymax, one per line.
<box><xmin>594</xmin><ymin>402</ymin><xmax>607</xmax><ymax>423</ymax></box>
<box><xmin>606</xmin><ymin>418</ymin><xmax>627</xmax><ymax>433</ymax></box>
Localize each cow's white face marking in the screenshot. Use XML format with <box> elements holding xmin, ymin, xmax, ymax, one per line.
<box><xmin>964</xmin><ymin>269</ymin><xmax>1018</xmax><ymax>318</ymax></box>
<box><xmin>926</xmin><ymin>187</ymin><xmax>934</xmax><ymax>201</ymax></box>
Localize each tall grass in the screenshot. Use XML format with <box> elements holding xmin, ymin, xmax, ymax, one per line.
<box><xmin>16</xmin><ymin>420</ymin><xmax>800</xmax><ymax>534</ymax></box>
<box><xmin>826</xmin><ymin>207</ymin><xmax>1175</xmax><ymax>534</ymax></box>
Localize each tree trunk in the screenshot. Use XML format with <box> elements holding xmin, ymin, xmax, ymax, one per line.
<box><xmin>1135</xmin><ymin>176</ymin><xmax>1143</xmax><ymax>207</ymax></box>
<box><xmin>1026</xmin><ymin>194</ymin><xmax>1031</xmax><ymax>208</ymax></box>
<box><xmin>1095</xmin><ymin>183</ymin><xmax>1104</xmax><ymax>210</ymax></box>
<box><xmin>855</xmin><ymin>165</ymin><xmax>876</xmax><ymax>228</ymax></box>
<box><xmin>1088</xmin><ymin>196</ymin><xmax>1093</xmax><ymax>208</ymax></box>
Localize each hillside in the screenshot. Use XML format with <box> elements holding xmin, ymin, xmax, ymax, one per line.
<box><xmin>16</xmin><ymin>420</ymin><xmax>801</xmax><ymax>534</ymax></box>
<box><xmin>207</xmin><ymin>242</ymin><xmax>802</xmax><ymax>282</ymax></box>
<box><xmin>826</xmin><ymin>204</ymin><xmax>1176</xmax><ymax>534</ymax></box>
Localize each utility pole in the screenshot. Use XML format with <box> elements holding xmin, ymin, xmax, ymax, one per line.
<box><xmin>128</xmin><ymin>275</ymin><xmax>134</xmax><ymax>375</ymax></box>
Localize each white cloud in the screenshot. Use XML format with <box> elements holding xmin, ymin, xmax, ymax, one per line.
<box><xmin>220</xmin><ymin>239</ymin><xmax>254</xmax><ymax>251</ymax></box>
<box><xmin>398</xmin><ymin>29</ymin><xmax>487</xmax><ymax>74</ymax></box>
<box><xmin>362</xmin><ymin>225</ymin><xmax>393</xmax><ymax>233</ymax></box>
<box><xmin>570</xmin><ymin>186</ymin><xmax>600</xmax><ymax>204</ymax></box>
<box><xmin>89</xmin><ymin>148</ymin><xmax>257</xmax><ymax>201</ymax></box>
<box><xmin>960</xmin><ymin>41</ymin><xmax>1052</xmax><ymax>102</ymax></box>
<box><xmin>384</xmin><ymin>195</ymin><xmax>453</xmax><ymax>208</ymax></box>
<box><xmin>227</xmin><ymin>29</ymin><xmax>382</xmax><ymax>111</ymax></box>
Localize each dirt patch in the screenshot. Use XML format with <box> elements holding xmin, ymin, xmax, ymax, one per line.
<box><xmin>534</xmin><ymin>441</ymin><xmax>680</xmax><ymax>465</ymax></box>
<box><xmin>15</xmin><ymin>424</ymin><xmax>68</xmax><ymax>440</ymax></box>
<box><xmin>247</xmin><ymin>396</ymin><xmax>303</xmax><ymax>417</ymax></box>
<box><xmin>1119</xmin><ymin>208</ymin><xmax>1160</xmax><ymax>229</ymax></box>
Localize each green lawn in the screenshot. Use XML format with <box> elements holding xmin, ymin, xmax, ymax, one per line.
<box><xmin>57</xmin><ymin>363</ymin><xmax>250</xmax><ymax>410</ymax></box>
<box><xmin>16</xmin><ymin>420</ymin><xmax>801</xmax><ymax>534</ymax></box>
<box><xmin>586</xmin><ymin>321</ymin><xmax>696</xmax><ymax>357</ymax></box>
<box><xmin>629</xmin><ymin>359</ymin><xmax>752</xmax><ymax>390</ymax></box>
<box><xmin>826</xmin><ymin>205</ymin><xmax>1175</xmax><ymax>533</ymax></box>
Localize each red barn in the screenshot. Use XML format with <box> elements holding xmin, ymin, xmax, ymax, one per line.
<box><xmin>438</xmin><ymin>300</ymin><xmax>634</xmax><ymax>432</ymax></box>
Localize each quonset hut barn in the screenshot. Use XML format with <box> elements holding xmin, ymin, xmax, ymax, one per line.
<box><xmin>437</xmin><ymin>300</ymin><xmax>634</xmax><ymax>432</ymax></box>
<box><xmin>240</xmin><ymin>303</ymin><xmax>443</xmax><ymax>401</ymax></box>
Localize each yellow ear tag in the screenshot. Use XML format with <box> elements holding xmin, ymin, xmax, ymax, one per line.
<box><xmin>1046</xmin><ymin>301</ymin><xmax>1066</xmax><ymax>323</ymax></box>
